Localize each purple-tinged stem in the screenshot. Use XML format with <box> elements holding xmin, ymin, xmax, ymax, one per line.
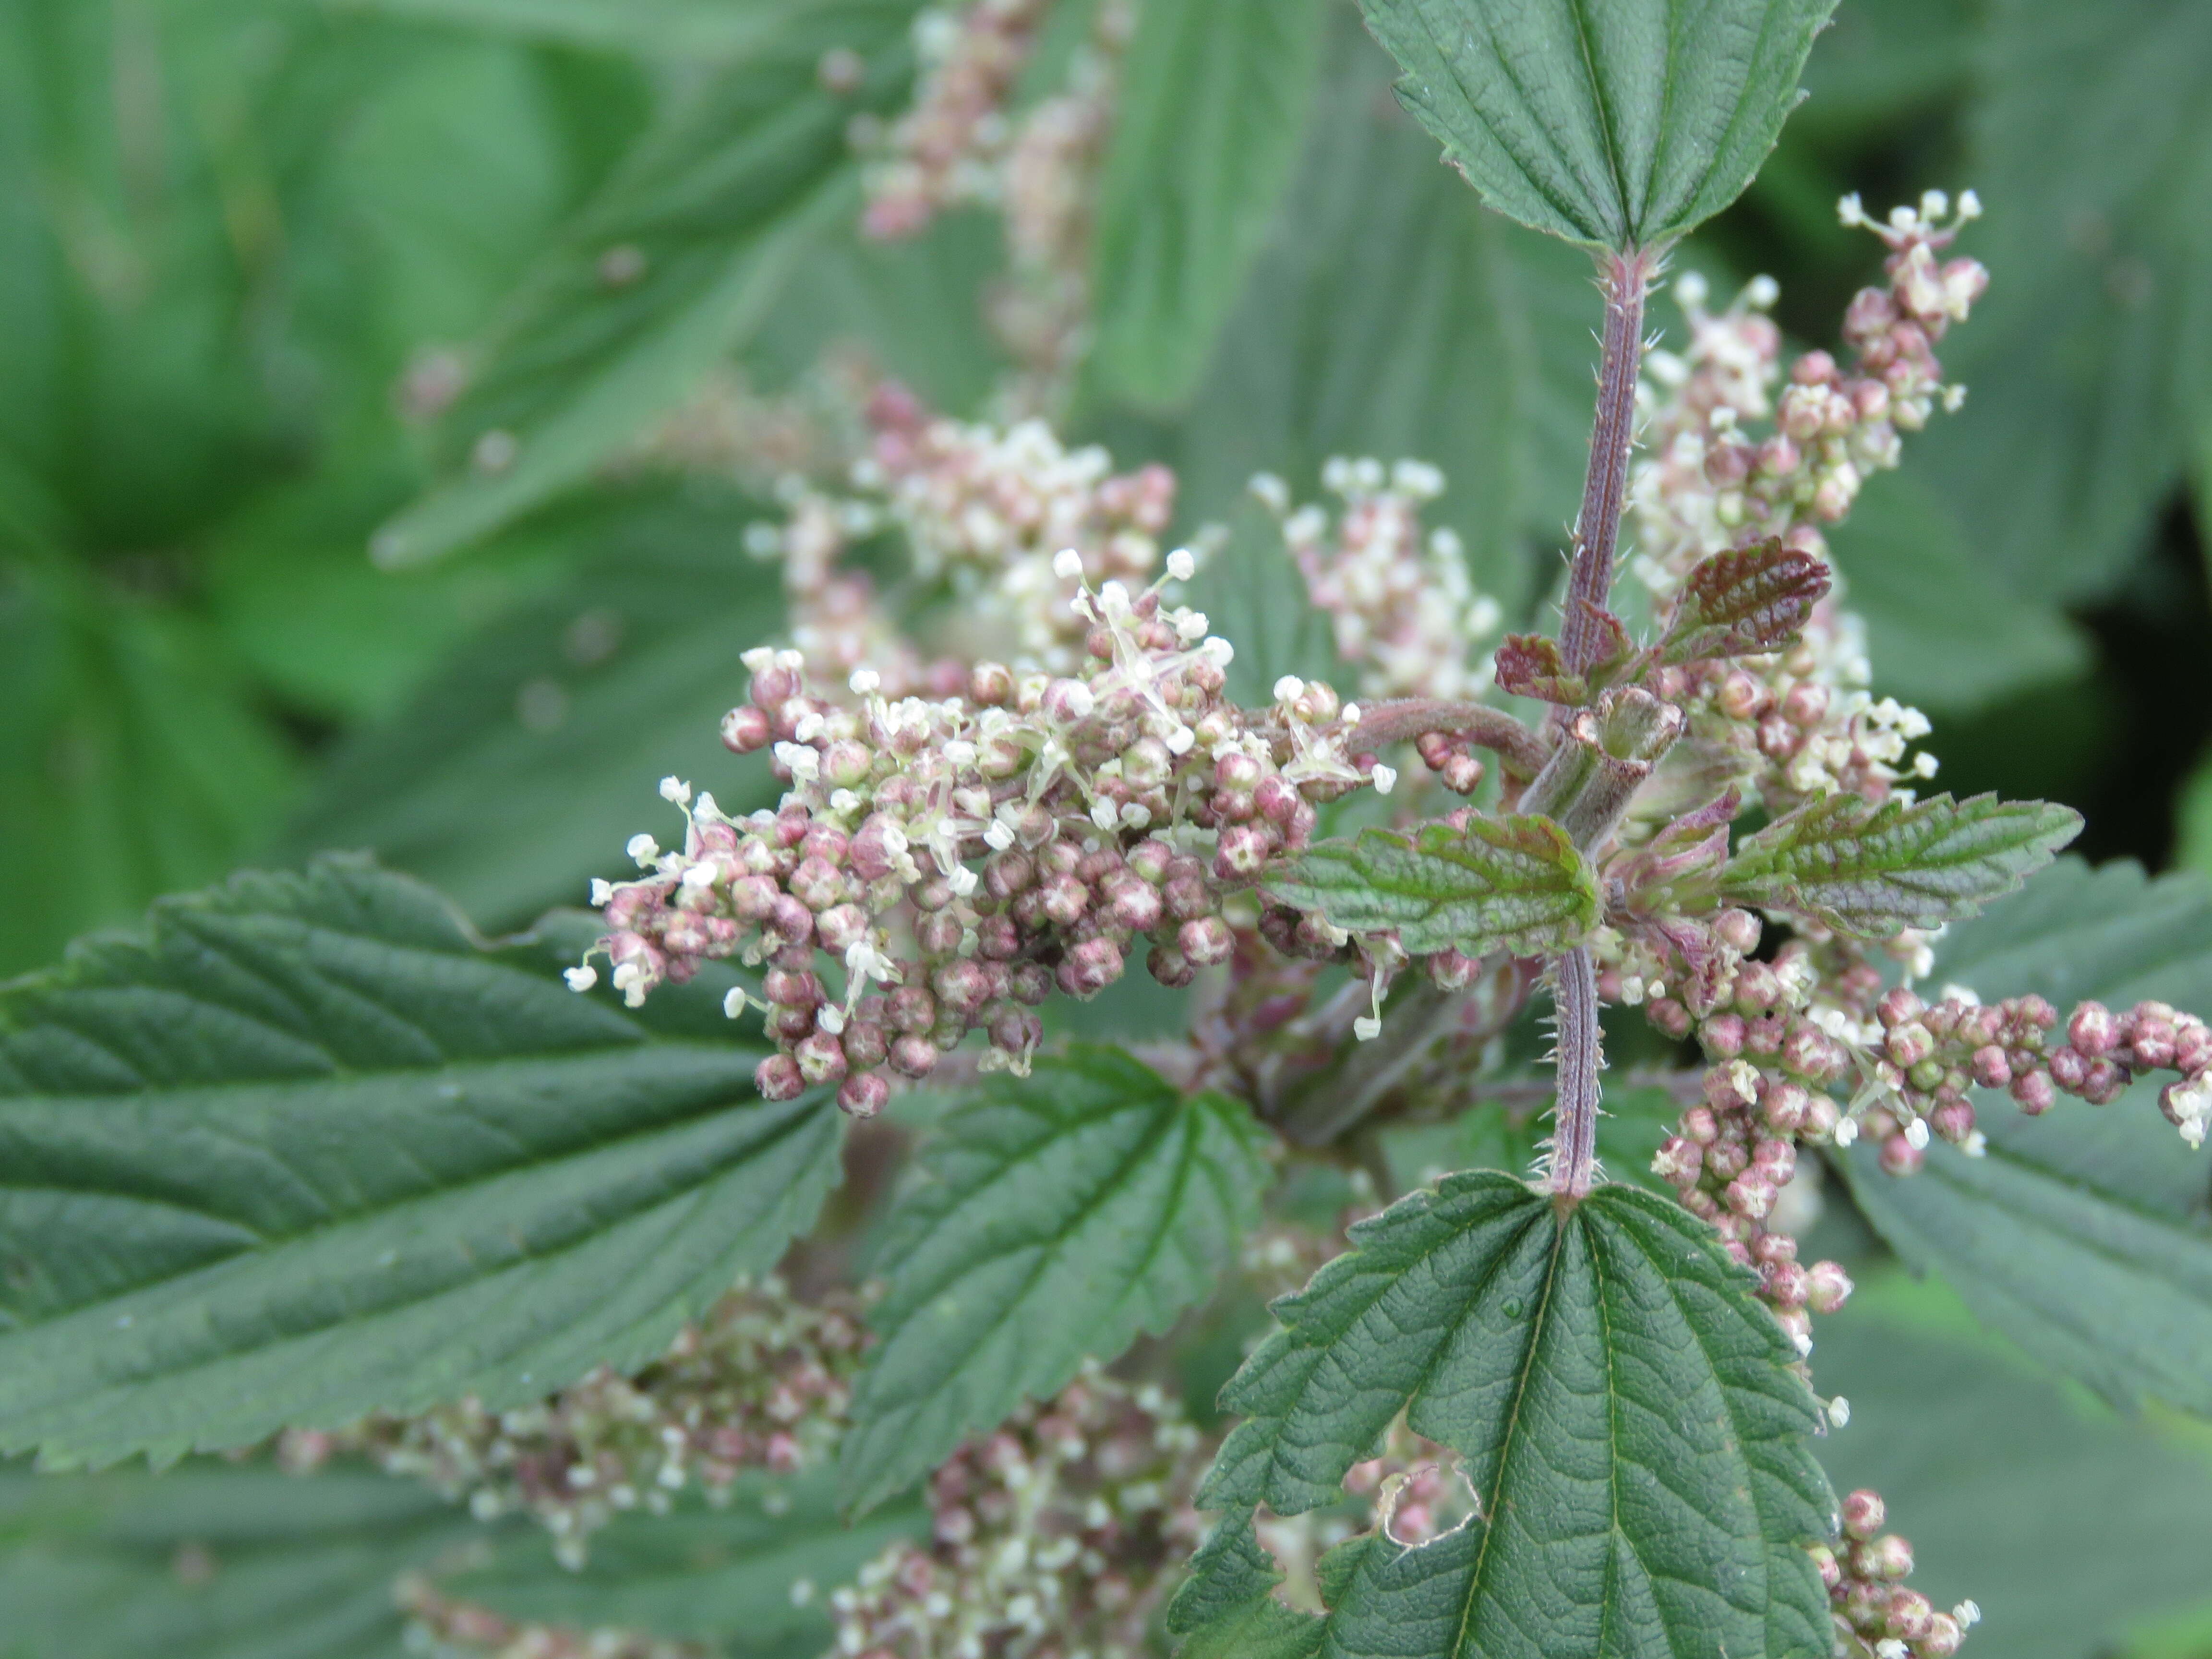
<box><xmin>1559</xmin><ymin>250</ymin><xmax>1654</xmax><ymax>676</ymax></box>
<box><xmin>1347</xmin><ymin>698</ymin><xmax>1548</xmax><ymax>778</ymax></box>
<box><xmin>1549</xmin><ymin>945</ymin><xmax>1604</xmax><ymax>1202</ymax></box>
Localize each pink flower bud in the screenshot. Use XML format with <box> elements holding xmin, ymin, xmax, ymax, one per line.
<box><xmin>1726</xmin><ymin>1172</ymin><xmax>1777</xmax><ymax>1219</ymax></box>
<box><xmin>1804</xmin><ymin>1260</ymin><xmax>1853</xmax><ymax>1314</ymax></box>
<box><xmin>1146</xmin><ymin>942</ymin><xmax>1195</xmax><ymax>987</ymax></box>
<box><xmin>1653</xmin><ymin>1136</ymin><xmax>1704</xmax><ymax>1183</ymax></box>
<box><xmin>1884</xmin><ymin>1022</ymin><xmax>1934</xmax><ymax>1069</ymax></box>
<box><xmin>721</xmin><ymin>705</ymin><xmax>772</xmax><ymax>752</ymax></box>
<box><xmin>838</xmin><ymin>1072</ymin><xmax>889</xmax><ymax>1118</ymax></box>
<box><xmin>2068</xmin><ymin>1000</ymin><xmax>2116</xmax><ymax>1058</ymax></box>
<box><xmin>1058</xmin><ymin>938</ymin><xmax>1125</xmax><ymax>998</ymax></box>
<box><xmin>1039</xmin><ymin>874</ymin><xmax>1089</xmax><ymax>927</ymax></box>
<box><xmin>1702</xmin><ymin>1014</ymin><xmax>1747</xmax><ymax>1059</ymax></box>
<box><xmin>1878</xmin><ymin>1131</ymin><xmax>1924</xmax><ymax>1177</ymax></box>
<box><xmin>755</xmin><ymin>1054</ymin><xmax>805</xmax><ymax>1101</ymax></box>
<box><xmin>794</xmin><ymin>1032</ymin><xmax>848</xmax><ymax>1085</ymax></box>
<box><xmin>1841</xmin><ymin>1489</ymin><xmax>1886</xmax><ymax>1540</ymax></box>
<box><xmin>842</xmin><ymin>1020</ymin><xmax>888</xmax><ymax>1070</ymax></box>
<box><xmin>1861</xmin><ymin>1533</ymin><xmax>1914</xmax><ymax>1580</ymax></box>
<box><xmin>2011</xmin><ymin>1067</ymin><xmax>2056</xmax><ymax>1114</ymax></box>
<box><xmin>1929</xmin><ymin>1099</ymin><xmax>1976</xmax><ymax>1144</ymax></box>
<box><xmin>1764</xmin><ymin>1259</ymin><xmax>1809</xmax><ymax>1307</ymax></box>
<box><xmin>1179</xmin><ymin>915</ymin><xmax>1234</xmax><ymax>967</ymax></box>
<box><xmin>1761</xmin><ymin>1081</ymin><xmax>1810</xmax><ymax>1133</ymax></box>
<box><xmin>1214</xmin><ymin>823</ymin><xmax>1271</xmax><ymax>879</ymax></box>
<box><xmin>1969</xmin><ymin>1043</ymin><xmax>2011</xmax><ymax>1088</ymax></box>
<box><xmin>889</xmin><ymin>1034</ymin><xmax>940</xmax><ymax>1079</ymax></box>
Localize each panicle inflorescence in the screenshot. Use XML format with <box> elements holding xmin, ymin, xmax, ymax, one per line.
<box><xmin>860</xmin><ymin>0</ymin><xmax>1049</xmax><ymax>241</ymax></box>
<box><xmin>830</xmin><ymin>1367</ymin><xmax>1210</xmax><ymax>1659</ymax></box>
<box><xmin>1812</xmin><ymin>1488</ymin><xmax>1981</xmax><ymax>1659</ymax></box>
<box><xmin>283</xmin><ymin>1280</ymin><xmax>866</xmax><ymax>1567</ymax></box>
<box><xmin>575</xmin><ymin>543</ymin><xmax>1411</xmax><ymax>1116</ymax></box>
<box><xmin>1630</xmin><ymin>192</ymin><xmax>1987</xmax><ymax>814</ymax></box>
<box><xmin>1255</xmin><ymin>459</ymin><xmax>1503</xmax><ymax>705</ymax></box>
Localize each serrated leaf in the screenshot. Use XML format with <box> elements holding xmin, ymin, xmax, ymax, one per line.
<box><xmin>1180</xmin><ymin>1174</ymin><xmax>1833</xmax><ymax>1658</ymax></box>
<box><xmin>836</xmin><ymin>1048</ymin><xmax>1269</xmax><ymax>1514</ymax></box>
<box><xmin>0</xmin><ymin>856</ymin><xmax>842</xmax><ymax>1467</ymax></box>
<box><xmin>1491</xmin><ymin>633</ymin><xmax>1587</xmax><ymax>705</ymax></box>
<box><xmin>1717</xmin><ymin>791</ymin><xmax>2082</xmax><ymax>937</ymax></box>
<box><xmin>443</xmin><ymin>1469</ymin><xmax>925</xmax><ymax>1655</ymax></box>
<box><xmin>1660</xmin><ymin>539</ymin><xmax>1831</xmax><ymax>663</ymax></box>
<box><xmin>1090</xmin><ymin>0</ymin><xmax>1323</xmax><ymax>409</ymax></box>
<box><xmin>1354</xmin><ymin>0</ymin><xmax>1839</xmax><ymax>250</ymax></box>
<box><xmin>0</xmin><ymin>1459</ymin><xmax>479</xmax><ymax>1659</ymax></box>
<box><xmin>1268</xmin><ymin>815</ymin><xmax>1601</xmax><ymax>957</ymax></box>
<box><xmin>371</xmin><ymin>0</ymin><xmax>922</xmax><ymax>564</ymax></box>
<box><xmin>285</xmin><ymin>486</ymin><xmax>780</xmax><ymax>931</ymax></box>
<box><xmin>1836</xmin><ymin>857</ymin><xmax>2212</xmax><ymax>1418</ymax></box>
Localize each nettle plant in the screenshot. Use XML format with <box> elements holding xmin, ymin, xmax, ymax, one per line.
<box><xmin>7</xmin><ymin>4</ymin><xmax>2212</xmax><ymax>1659</ymax></box>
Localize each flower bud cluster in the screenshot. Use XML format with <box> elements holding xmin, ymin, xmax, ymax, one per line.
<box><xmin>1254</xmin><ymin>459</ymin><xmax>1504</xmax><ymax>703</ymax></box>
<box><xmin>283</xmin><ymin>1280</ymin><xmax>866</xmax><ymax>1568</ymax></box>
<box><xmin>860</xmin><ymin>0</ymin><xmax>1048</xmax><ymax>241</ymax></box>
<box><xmin>1248</xmin><ymin>1416</ymin><xmax>1473</xmax><ymax>1613</ymax></box>
<box><xmin>1812</xmin><ymin>1488</ymin><xmax>1980</xmax><ymax>1659</ymax></box>
<box><xmin>1629</xmin><ymin>194</ymin><xmax>1987</xmax><ymax>813</ymax></box>
<box><xmin>748</xmin><ymin>388</ymin><xmax>1177</xmax><ymax>689</ymax></box>
<box><xmin>577</xmin><ymin>568</ymin><xmax>1401</xmax><ymax>1113</ymax></box>
<box><xmin>829</xmin><ymin>1367</ymin><xmax>1209</xmax><ymax>1659</ymax></box>
<box><xmin>397</xmin><ymin>1575</ymin><xmax>708</xmax><ymax>1659</ymax></box>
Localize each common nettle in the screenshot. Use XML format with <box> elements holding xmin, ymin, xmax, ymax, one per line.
<box><xmin>1</xmin><ymin>5</ymin><xmax>2204</xmax><ymax>1659</ymax></box>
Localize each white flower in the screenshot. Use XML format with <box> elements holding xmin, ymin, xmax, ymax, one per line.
<box><xmin>564</xmin><ymin>965</ymin><xmax>598</xmax><ymax>992</ymax></box>
<box><xmin>626</xmin><ymin>834</ymin><xmax>660</xmax><ymax>866</ymax></box>
<box><xmin>1052</xmin><ymin>547</ymin><xmax>1084</xmax><ymax>580</ymax></box>
<box><xmin>1903</xmin><ymin>1117</ymin><xmax>1930</xmax><ymax>1151</ymax></box>
<box><xmin>849</xmin><ymin>667</ymin><xmax>881</xmax><ymax>694</ymax></box>
<box><xmin>589</xmin><ymin>878</ymin><xmax>614</xmax><ymax>906</ymax></box>
<box><xmin>2167</xmin><ymin>1075</ymin><xmax>2212</xmax><ymax>1149</ymax></box>
<box><xmin>1371</xmin><ymin>764</ymin><xmax>1397</xmax><ymax>795</ymax></box>
<box><xmin>1273</xmin><ymin>675</ymin><xmax>1306</xmax><ymax>703</ymax></box>
<box><xmin>722</xmin><ymin>988</ymin><xmax>749</xmax><ymax>1019</ymax></box>
<box><xmin>659</xmin><ymin>776</ymin><xmax>692</xmax><ymax>805</ymax></box>
<box><xmin>984</xmin><ymin>820</ymin><xmax>1016</xmax><ymax>850</ymax></box>
<box><xmin>1827</xmin><ymin>1396</ymin><xmax>1851</xmax><ymax>1428</ymax></box>
<box><xmin>1833</xmin><ymin>1116</ymin><xmax>1861</xmax><ymax>1147</ymax></box>
<box><xmin>1166</xmin><ymin>547</ymin><xmax>1196</xmax><ymax>581</ymax></box>
<box><xmin>947</xmin><ymin>865</ymin><xmax>979</xmax><ymax>898</ymax></box>
<box><xmin>1353</xmin><ymin>1015</ymin><xmax>1382</xmax><ymax>1042</ymax></box>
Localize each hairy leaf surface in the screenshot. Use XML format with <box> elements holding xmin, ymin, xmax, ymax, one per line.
<box><xmin>371</xmin><ymin>0</ymin><xmax>922</xmax><ymax>563</ymax></box>
<box><xmin>1718</xmin><ymin>792</ymin><xmax>2081</xmax><ymax>936</ymax></box>
<box><xmin>1091</xmin><ymin>0</ymin><xmax>1323</xmax><ymax>407</ymax></box>
<box><xmin>1839</xmin><ymin>857</ymin><xmax>2212</xmax><ymax>1416</ymax></box>
<box><xmin>1356</xmin><ymin>0</ymin><xmax>1838</xmax><ymax>248</ymax></box>
<box><xmin>837</xmin><ymin>1048</ymin><xmax>1269</xmax><ymax>1514</ymax></box>
<box><xmin>1660</xmin><ymin>540</ymin><xmax>1831</xmax><ymax>663</ymax></box>
<box><xmin>1179</xmin><ymin>1174</ymin><xmax>1833</xmax><ymax>1658</ymax></box>
<box><xmin>1269</xmin><ymin>816</ymin><xmax>1600</xmax><ymax>956</ymax></box>
<box><xmin>0</xmin><ymin>857</ymin><xmax>841</xmax><ymax>1467</ymax></box>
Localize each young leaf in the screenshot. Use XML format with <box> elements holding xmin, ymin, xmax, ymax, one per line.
<box><xmin>1491</xmin><ymin>633</ymin><xmax>1587</xmax><ymax>705</ymax></box>
<box><xmin>1659</xmin><ymin>539</ymin><xmax>1832</xmax><ymax>663</ymax></box>
<box><xmin>370</xmin><ymin>0</ymin><xmax>921</xmax><ymax>565</ymax></box>
<box><xmin>1090</xmin><ymin>0</ymin><xmax>1324</xmax><ymax>408</ymax></box>
<box><xmin>1717</xmin><ymin>791</ymin><xmax>2082</xmax><ymax>936</ymax></box>
<box><xmin>1180</xmin><ymin>1174</ymin><xmax>1834</xmax><ymax>1658</ymax></box>
<box><xmin>1837</xmin><ymin>858</ymin><xmax>2212</xmax><ymax>1418</ymax></box>
<box><xmin>1267</xmin><ymin>815</ymin><xmax>1601</xmax><ymax>956</ymax></box>
<box><xmin>836</xmin><ymin>1048</ymin><xmax>1269</xmax><ymax>1515</ymax></box>
<box><xmin>1355</xmin><ymin>0</ymin><xmax>1839</xmax><ymax>250</ymax></box>
<box><xmin>0</xmin><ymin>856</ymin><xmax>842</xmax><ymax>1467</ymax></box>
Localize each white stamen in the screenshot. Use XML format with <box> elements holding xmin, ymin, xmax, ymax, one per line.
<box><xmin>564</xmin><ymin>965</ymin><xmax>598</xmax><ymax>992</ymax></box>
<box><xmin>659</xmin><ymin>776</ymin><xmax>692</xmax><ymax>805</ymax></box>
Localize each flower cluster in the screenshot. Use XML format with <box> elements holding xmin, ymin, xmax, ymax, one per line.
<box><xmin>397</xmin><ymin>1577</ymin><xmax>709</xmax><ymax>1659</ymax></box>
<box><xmin>284</xmin><ymin>1281</ymin><xmax>866</xmax><ymax>1568</ymax></box>
<box><xmin>1812</xmin><ymin>1489</ymin><xmax>1981</xmax><ymax>1659</ymax></box>
<box><xmin>1257</xmin><ymin>458</ymin><xmax>1504</xmax><ymax>704</ymax></box>
<box><xmin>860</xmin><ymin>0</ymin><xmax>1048</xmax><ymax>241</ymax></box>
<box><xmin>750</xmin><ymin>388</ymin><xmax>1177</xmax><ymax>691</ymax></box>
<box><xmin>829</xmin><ymin>1367</ymin><xmax>1210</xmax><ymax>1659</ymax></box>
<box><xmin>575</xmin><ymin>555</ymin><xmax>1403</xmax><ymax>1116</ymax></box>
<box><xmin>1631</xmin><ymin>192</ymin><xmax>1988</xmax><ymax>813</ymax></box>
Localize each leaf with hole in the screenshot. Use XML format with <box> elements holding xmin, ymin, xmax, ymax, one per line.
<box><xmin>1268</xmin><ymin>815</ymin><xmax>1601</xmax><ymax>957</ymax></box>
<box><xmin>836</xmin><ymin>1048</ymin><xmax>1269</xmax><ymax>1514</ymax></box>
<box><xmin>1355</xmin><ymin>0</ymin><xmax>1840</xmax><ymax>249</ymax></box>
<box><xmin>0</xmin><ymin>856</ymin><xmax>842</xmax><ymax>1467</ymax></box>
<box><xmin>1177</xmin><ymin>1173</ymin><xmax>1834</xmax><ymax>1658</ymax></box>
<box><xmin>1717</xmin><ymin>792</ymin><xmax>2082</xmax><ymax>937</ymax></box>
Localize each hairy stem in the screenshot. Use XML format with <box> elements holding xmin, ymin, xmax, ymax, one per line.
<box><xmin>1549</xmin><ymin>946</ymin><xmax>1604</xmax><ymax>1201</ymax></box>
<box><xmin>1559</xmin><ymin>250</ymin><xmax>1653</xmax><ymax>675</ymax></box>
<box><xmin>1347</xmin><ymin>698</ymin><xmax>1549</xmax><ymax>777</ymax></box>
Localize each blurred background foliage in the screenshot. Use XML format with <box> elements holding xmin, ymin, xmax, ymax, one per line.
<box><xmin>2</xmin><ymin>0</ymin><xmax>2211</xmax><ymax>1653</ymax></box>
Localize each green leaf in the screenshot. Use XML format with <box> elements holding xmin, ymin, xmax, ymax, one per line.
<box><xmin>1181</xmin><ymin>501</ymin><xmax>1344</xmax><ymax>709</ymax></box>
<box><xmin>1152</xmin><ymin>10</ymin><xmax>1598</xmax><ymax>617</ymax></box>
<box><xmin>1899</xmin><ymin>0</ymin><xmax>2212</xmax><ymax>604</ymax></box>
<box><xmin>284</xmin><ymin>485</ymin><xmax>780</xmax><ymax>931</ymax></box>
<box><xmin>1814</xmin><ymin>1275</ymin><xmax>2212</xmax><ymax>1659</ymax></box>
<box><xmin>1659</xmin><ymin>539</ymin><xmax>1830</xmax><ymax>664</ymax></box>
<box><xmin>1268</xmin><ymin>815</ymin><xmax>1601</xmax><ymax>957</ymax></box>
<box><xmin>326</xmin><ymin>0</ymin><xmax>802</xmax><ymax>57</ymax></box>
<box><xmin>0</xmin><ymin>1459</ymin><xmax>477</xmax><ymax>1659</ymax></box>
<box><xmin>1354</xmin><ymin>0</ymin><xmax>1839</xmax><ymax>250</ymax></box>
<box><xmin>1179</xmin><ymin>1174</ymin><xmax>1833</xmax><ymax>1657</ymax></box>
<box><xmin>1717</xmin><ymin>791</ymin><xmax>2082</xmax><ymax>937</ymax></box>
<box><xmin>836</xmin><ymin>1048</ymin><xmax>1269</xmax><ymax>1515</ymax></box>
<box><xmin>1825</xmin><ymin>468</ymin><xmax>2089</xmax><ymax>715</ymax></box>
<box><xmin>1837</xmin><ymin>857</ymin><xmax>2212</xmax><ymax>1418</ymax></box>
<box><xmin>370</xmin><ymin>0</ymin><xmax>923</xmax><ymax>565</ymax></box>
<box><xmin>1090</xmin><ymin>0</ymin><xmax>1324</xmax><ymax>407</ymax></box>
<box><xmin>0</xmin><ymin>856</ymin><xmax>842</xmax><ymax>1467</ymax></box>
<box><xmin>443</xmin><ymin>1469</ymin><xmax>925</xmax><ymax>1656</ymax></box>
